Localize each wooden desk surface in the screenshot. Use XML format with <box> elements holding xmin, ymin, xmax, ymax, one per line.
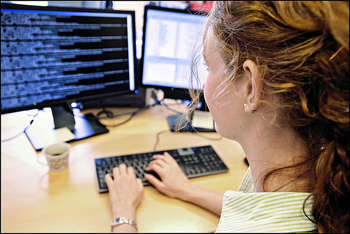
<box><xmin>1</xmin><ymin>104</ymin><xmax>247</xmax><ymax>232</ymax></box>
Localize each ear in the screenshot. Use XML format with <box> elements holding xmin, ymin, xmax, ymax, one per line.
<box><xmin>242</xmin><ymin>60</ymin><xmax>262</xmax><ymax>113</ymax></box>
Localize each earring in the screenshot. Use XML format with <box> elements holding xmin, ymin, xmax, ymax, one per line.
<box><xmin>244</xmin><ymin>104</ymin><xmax>256</xmax><ymax>114</ymax></box>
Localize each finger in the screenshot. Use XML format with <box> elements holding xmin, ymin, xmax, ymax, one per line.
<box><xmin>153</xmin><ymin>155</ymin><xmax>168</xmax><ymax>164</ymax></box>
<box><xmin>145</xmin><ymin>159</ymin><xmax>163</xmax><ymax>170</ymax></box>
<box><xmin>152</xmin><ymin>153</ymin><xmax>165</xmax><ymax>158</ymax></box>
<box><xmin>145</xmin><ymin>160</ymin><xmax>154</xmax><ymax>170</ymax></box>
<box><xmin>148</xmin><ymin>163</ymin><xmax>164</xmax><ymax>174</ymax></box>
<box><xmin>113</xmin><ymin>166</ymin><xmax>119</xmax><ymax>178</ymax></box>
<box><xmin>119</xmin><ymin>163</ymin><xmax>127</xmax><ymax>175</ymax></box>
<box><xmin>127</xmin><ymin>166</ymin><xmax>136</xmax><ymax>177</ymax></box>
<box><xmin>144</xmin><ymin>173</ymin><xmax>165</xmax><ymax>192</ymax></box>
<box><xmin>163</xmin><ymin>152</ymin><xmax>177</xmax><ymax>164</ymax></box>
<box><xmin>152</xmin><ymin>159</ymin><xmax>167</xmax><ymax>168</ymax></box>
<box><xmin>163</xmin><ymin>152</ymin><xmax>173</xmax><ymax>161</ymax></box>
<box><xmin>104</xmin><ymin>173</ymin><xmax>114</xmax><ymax>189</ymax></box>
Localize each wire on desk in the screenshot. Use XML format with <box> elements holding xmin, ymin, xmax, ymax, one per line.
<box><xmin>193</xmin><ymin>131</ymin><xmax>223</xmax><ymax>141</ymax></box>
<box><xmin>153</xmin><ymin>129</ymin><xmax>169</xmax><ymax>151</ymax></box>
<box><xmin>96</xmin><ymin>90</ymin><xmax>180</xmax><ymax>128</ymax></box>
<box><xmin>96</xmin><ymin>105</ymin><xmax>154</xmax><ymax>120</ymax></box>
<box><xmin>191</xmin><ymin>121</ymin><xmax>222</xmax><ymax>141</ymax></box>
<box><xmin>1</xmin><ymin>111</ymin><xmax>40</xmax><ymax>143</ymax></box>
<box><xmin>96</xmin><ymin>98</ymin><xmax>162</xmax><ymax>127</ymax></box>
<box><xmin>160</xmin><ymin>101</ymin><xmax>183</xmax><ymax>114</ymax></box>
<box><xmin>96</xmin><ymin>107</ymin><xmax>115</xmax><ymax>119</ymax></box>
<box><xmin>98</xmin><ymin>107</ymin><xmax>145</xmax><ymax>127</ymax></box>
<box><xmin>97</xmin><ymin>108</ymin><xmax>140</xmax><ymax>120</ymax></box>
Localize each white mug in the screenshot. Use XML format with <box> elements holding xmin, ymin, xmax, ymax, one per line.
<box><xmin>40</xmin><ymin>142</ymin><xmax>70</xmax><ymax>172</ymax></box>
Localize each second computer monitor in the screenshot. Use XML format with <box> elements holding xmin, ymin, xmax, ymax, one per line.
<box><xmin>140</xmin><ymin>5</ymin><xmax>208</xmax><ymax>101</ymax></box>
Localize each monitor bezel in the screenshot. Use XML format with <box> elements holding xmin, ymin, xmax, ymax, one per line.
<box><xmin>139</xmin><ymin>5</ymin><xmax>208</xmax><ymax>100</ymax></box>
<box><xmin>1</xmin><ymin>3</ymin><xmax>138</xmax><ymax>114</ymax></box>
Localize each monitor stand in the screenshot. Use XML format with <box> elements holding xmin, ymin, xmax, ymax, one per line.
<box><xmin>166</xmin><ymin>111</ymin><xmax>215</xmax><ymax>132</ymax></box>
<box><xmin>25</xmin><ymin>104</ymin><xmax>109</xmax><ymax>151</ymax></box>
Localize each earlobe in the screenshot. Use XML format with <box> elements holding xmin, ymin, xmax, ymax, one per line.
<box><xmin>242</xmin><ymin>60</ymin><xmax>262</xmax><ymax>113</ymax></box>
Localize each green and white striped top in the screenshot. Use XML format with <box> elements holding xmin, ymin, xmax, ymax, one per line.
<box><xmin>216</xmin><ymin>167</ymin><xmax>316</xmax><ymax>233</ymax></box>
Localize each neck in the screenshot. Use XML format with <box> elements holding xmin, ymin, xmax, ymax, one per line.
<box><xmin>239</xmin><ymin>116</ymin><xmax>311</xmax><ymax>192</ymax></box>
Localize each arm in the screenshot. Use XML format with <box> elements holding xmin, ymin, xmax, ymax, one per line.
<box><xmin>105</xmin><ymin>164</ymin><xmax>144</xmax><ymax>233</ymax></box>
<box><xmin>145</xmin><ymin>153</ymin><xmax>224</xmax><ymax>216</ymax></box>
<box><xmin>182</xmin><ymin>183</ymin><xmax>224</xmax><ymax>216</ymax></box>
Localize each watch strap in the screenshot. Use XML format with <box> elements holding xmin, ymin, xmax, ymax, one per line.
<box><xmin>111</xmin><ymin>217</ymin><xmax>137</xmax><ymax>231</ymax></box>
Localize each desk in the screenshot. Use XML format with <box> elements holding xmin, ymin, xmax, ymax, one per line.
<box><xmin>1</xmin><ymin>103</ymin><xmax>247</xmax><ymax>232</ymax></box>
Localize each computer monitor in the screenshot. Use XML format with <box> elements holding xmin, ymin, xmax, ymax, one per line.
<box><xmin>140</xmin><ymin>5</ymin><xmax>212</xmax><ymax>132</ymax></box>
<box><xmin>1</xmin><ymin>3</ymin><xmax>137</xmax><ymax>150</ymax></box>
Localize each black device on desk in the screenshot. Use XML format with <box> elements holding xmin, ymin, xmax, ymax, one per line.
<box><xmin>139</xmin><ymin>5</ymin><xmax>214</xmax><ymax>132</ymax></box>
<box><xmin>95</xmin><ymin>145</ymin><xmax>229</xmax><ymax>193</ymax></box>
<box><xmin>1</xmin><ymin>3</ymin><xmax>137</xmax><ymax>150</ymax></box>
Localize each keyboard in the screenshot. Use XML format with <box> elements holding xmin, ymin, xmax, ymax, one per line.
<box><xmin>94</xmin><ymin>145</ymin><xmax>229</xmax><ymax>193</ymax></box>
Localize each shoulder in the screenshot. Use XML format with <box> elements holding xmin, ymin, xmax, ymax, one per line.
<box><xmin>217</xmin><ymin>191</ymin><xmax>315</xmax><ymax>233</ymax></box>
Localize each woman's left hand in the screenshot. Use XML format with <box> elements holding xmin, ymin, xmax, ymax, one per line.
<box><xmin>105</xmin><ymin>163</ymin><xmax>144</xmax><ymax>219</ymax></box>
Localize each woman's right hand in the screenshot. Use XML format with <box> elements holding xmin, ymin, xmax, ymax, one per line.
<box><xmin>144</xmin><ymin>152</ymin><xmax>193</xmax><ymax>200</ymax></box>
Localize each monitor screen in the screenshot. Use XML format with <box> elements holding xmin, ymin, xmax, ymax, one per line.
<box><xmin>1</xmin><ymin>3</ymin><xmax>136</xmax><ymax>114</ymax></box>
<box><xmin>140</xmin><ymin>6</ymin><xmax>208</xmax><ymax>100</ymax></box>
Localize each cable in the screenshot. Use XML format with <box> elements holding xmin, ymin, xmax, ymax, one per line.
<box><xmin>153</xmin><ymin>129</ymin><xmax>169</xmax><ymax>151</ymax></box>
<box><xmin>160</xmin><ymin>101</ymin><xmax>183</xmax><ymax>114</ymax></box>
<box><xmin>99</xmin><ymin>107</ymin><xmax>144</xmax><ymax>127</ymax></box>
<box><xmin>191</xmin><ymin>121</ymin><xmax>222</xmax><ymax>141</ymax></box>
<box><xmin>97</xmin><ymin>100</ymin><xmax>161</xmax><ymax>127</ymax></box>
<box><xmin>97</xmin><ymin>108</ymin><xmax>138</xmax><ymax>120</ymax></box>
<box><xmin>193</xmin><ymin>131</ymin><xmax>223</xmax><ymax>141</ymax></box>
<box><xmin>150</xmin><ymin>89</ymin><xmax>184</xmax><ymax>115</ymax></box>
<box><xmin>1</xmin><ymin>130</ymin><xmax>27</xmax><ymax>143</ymax></box>
<box><xmin>1</xmin><ymin>111</ymin><xmax>40</xmax><ymax>143</ymax></box>
<box><xmin>96</xmin><ymin>89</ymin><xmax>166</xmax><ymax>127</ymax></box>
<box><xmin>96</xmin><ymin>107</ymin><xmax>114</xmax><ymax>119</ymax></box>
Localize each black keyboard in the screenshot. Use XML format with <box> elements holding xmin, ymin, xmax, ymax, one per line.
<box><xmin>94</xmin><ymin>145</ymin><xmax>229</xmax><ymax>193</ymax></box>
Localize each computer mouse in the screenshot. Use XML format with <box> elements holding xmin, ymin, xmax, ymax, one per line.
<box><xmin>144</xmin><ymin>170</ymin><xmax>162</xmax><ymax>181</ymax></box>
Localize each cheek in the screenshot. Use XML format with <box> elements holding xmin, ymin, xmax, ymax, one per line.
<box><xmin>203</xmin><ymin>72</ymin><xmax>230</xmax><ymax>113</ymax></box>
<box><xmin>203</xmin><ymin>74</ymin><xmax>217</xmax><ymax>108</ymax></box>
<box><xmin>203</xmin><ymin>74</ymin><xmax>240</xmax><ymax>139</ymax></box>
<box><xmin>203</xmin><ymin>74</ymin><xmax>224</xmax><ymax>124</ymax></box>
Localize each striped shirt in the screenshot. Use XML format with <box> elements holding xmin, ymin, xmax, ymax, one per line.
<box><xmin>216</xmin><ymin>167</ymin><xmax>316</xmax><ymax>233</ymax></box>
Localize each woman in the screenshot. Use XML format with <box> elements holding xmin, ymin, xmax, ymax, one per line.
<box><xmin>105</xmin><ymin>1</ymin><xmax>349</xmax><ymax>232</ymax></box>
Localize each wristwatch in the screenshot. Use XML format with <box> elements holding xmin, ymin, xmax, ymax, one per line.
<box><xmin>111</xmin><ymin>217</ymin><xmax>137</xmax><ymax>231</ymax></box>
